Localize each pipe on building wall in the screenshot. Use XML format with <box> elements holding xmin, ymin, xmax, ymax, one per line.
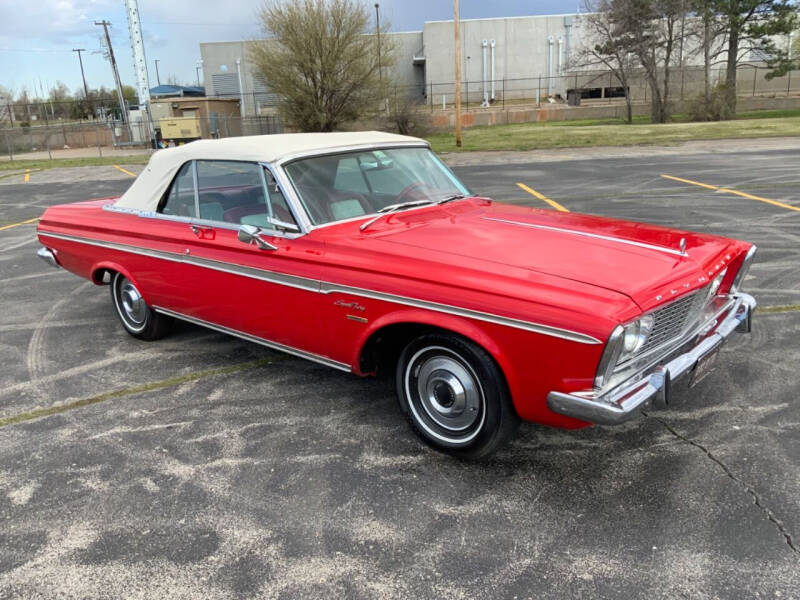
<box><xmin>547</xmin><ymin>36</ymin><xmax>554</xmax><ymax>96</ymax></box>
<box><xmin>558</xmin><ymin>35</ymin><xmax>564</xmax><ymax>74</ymax></box>
<box><xmin>236</xmin><ymin>58</ymin><xmax>245</xmax><ymax>118</ymax></box>
<box><xmin>564</xmin><ymin>15</ymin><xmax>573</xmax><ymax>71</ymax></box>
<box><xmin>490</xmin><ymin>39</ymin><xmax>496</xmax><ymax>101</ymax></box>
<box><xmin>481</xmin><ymin>39</ymin><xmax>489</xmax><ymax>107</ymax></box>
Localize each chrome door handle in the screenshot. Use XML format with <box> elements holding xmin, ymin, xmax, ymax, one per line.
<box><xmin>190</xmin><ymin>224</ymin><xmax>215</xmax><ymax>240</ymax></box>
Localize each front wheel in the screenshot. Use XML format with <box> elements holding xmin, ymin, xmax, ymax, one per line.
<box><xmin>396</xmin><ymin>333</ymin><xmax>520</xmax><ymax>459</ymax></box>
<box><xmin>110</xmin><ymin>272</ymin><xmax>171</xmax><ymax>341</ymax></box>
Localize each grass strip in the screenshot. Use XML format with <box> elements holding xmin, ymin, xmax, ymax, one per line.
<box><xmin>0</xmin><ymin>155</ymin><xmax>151</xmax><ymax>172</ymax></box>
<box><xmin>756</xmin><ymin>304</ymin><xmax>800</xmax><ymax>314</ymax></box>
<box><xmin>427</xmin><ymin>115</ymin><xmax>800</xmax><ymax>153</ymax></box>
<box><xmin>0</xmin><ymin>356</ymin><xmax>278</xmax><ymax>429</ymax></box>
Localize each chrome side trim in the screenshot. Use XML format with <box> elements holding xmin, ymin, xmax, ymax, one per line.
<box><xmin>39</xmin><ymin>232</ymin><xmax>322</xmax><ymax>293</ymax></box>
<box><xmin>151</xmin><ymin>306</ymin><xmax>351</xmax><ymax>372</ymax></box>
<box><xmin>320</xmin><ymin>281</ymin><xmax>602</xmax><ymax>344</ymax></box>
<box><xmin>482</xmin><ymin>217</ymin><xmax>688</xmax><ymax>257</ymax></box>
<box><xmin>37</xmin><ymin>231</ymin><xmax>601</xmax><ymax>344</ymax></box>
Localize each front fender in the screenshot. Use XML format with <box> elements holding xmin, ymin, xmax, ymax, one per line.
<box><xmin>351</xmin><ymin>307</ymin><xmax>517</xmax><ymax>395</ymax></box>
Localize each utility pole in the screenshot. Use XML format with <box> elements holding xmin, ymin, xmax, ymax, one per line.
<box><xmin>374</xmin><ymin>3</ymin><xmax>382</xmax><ymax>84</ymax></box>
<box><xmin>453</xmin><ymin>0</ymin><xmax>462</xmax><ymax>147</ymax></box>
<box><xmin>95</xmin><ymin>20</ymin><xmax>129</xmax><ymax>126</ymax></box>
<box><xmin>72</xmin><ymin>49</ymin><xmax>90</xmax><ymax>100</ymax></box>
<box><xmin>154</xmin><ymin>59</ymin><xmax>161</xmax><ymax>85</ymax></box>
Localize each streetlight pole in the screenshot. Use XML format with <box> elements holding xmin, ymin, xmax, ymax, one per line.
<box><xmin>72</xmin><ymin>48</ymin><xmax>89</xmax><ymax>100</ymax></box>
<box><xmin>454</xmin><ymin>0</ymin><xmax>462</xmax><ymax>147</ymax></box>
<box><xmin>154</xmin><ymin>59</ymin><xmax>161</xmax><ymax>86</ymax></box>
<box><xmin>374</xmin><ymin>3</ymin><xmax>381</xmax><ymax>85</ymax></box>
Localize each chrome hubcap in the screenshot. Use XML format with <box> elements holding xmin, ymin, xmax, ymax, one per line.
<box><xmin>118</xmin><ymin>278</ymin><xmax>146</xmax><ymax>327</ymax></box>
<box><xmin>415</xmin><ymin>355</ymin><xmax>481</xmax><ymax>432</ymax></box>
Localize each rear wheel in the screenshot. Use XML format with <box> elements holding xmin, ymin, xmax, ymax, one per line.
<box><xmin>396</xmin><ymin>332</ymin><xmax>519</xmax><ymax>459</ymax></box>
<box><xmin>110</xmin><ymin>272</ymin><xmax>171</xmax><ymax>341</ymax></box>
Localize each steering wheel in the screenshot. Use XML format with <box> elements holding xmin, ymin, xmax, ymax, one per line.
<box><xmin>394</xmin><ymin>182</ymin><xmax>436</xmax><ymax>205</ymax></box>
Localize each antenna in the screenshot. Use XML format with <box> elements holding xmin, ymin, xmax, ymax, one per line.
<box><xmin>125</xmin><ymin>0</ymin><xmax>151</xmax><ymax>107</ymax></box>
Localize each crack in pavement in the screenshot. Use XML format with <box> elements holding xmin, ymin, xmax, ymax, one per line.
<box><xmin>644</xmin><ymin>412</ymin><xmax>799</xmax><ymax>556</ymax></box>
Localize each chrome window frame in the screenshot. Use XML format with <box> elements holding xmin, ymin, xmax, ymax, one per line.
<box><xmin>191</xmin><ymin>159</ymin><xmax>200</xmax><ymax>216</ymax></box>
<box><xmin>105</xmin><ymin>158</ymin><xmax>306</xmax><ymax>240</ymax></box>
<box><xmin>275</xmin><ymin>142</ymin><xmax>470</xmax><ymax>232</ymax></box>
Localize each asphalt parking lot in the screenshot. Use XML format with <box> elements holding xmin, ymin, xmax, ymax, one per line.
<box><xmin>1</xmin><ymin>144</ymin><xmax>798</xmax><ymax>598</ymax></box>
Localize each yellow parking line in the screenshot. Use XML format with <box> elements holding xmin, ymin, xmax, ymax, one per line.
<box><xmin>660</xmin><ymin>174</ymin><xmax>718</xmax><ymax>191</ymax></box>
<box><xmin>516</xmin><ymin>182</ymin><xmax>569</xmax><ymax>212</ymax></box>
<box><xmin>661</xmin><ymin>174</ymin><xmax>800</xmax><ymax>213</ymax></box>
<box><xmin>0</xmin><ymin>217</ymin><xmax>38</xmax><ymax>232</ymax></box>
<box><xmin>112</xmin><ymin>164</ymin><xmax>137</xmax><ymax>177</ymax></box>
<box><xmin>24</xmin><ymin>169</ymin><xmax>30</xmax><ymax>183</ymax></box>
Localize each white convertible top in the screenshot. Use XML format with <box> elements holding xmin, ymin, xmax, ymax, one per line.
<box><xmin>114</xmin><ymin>131</ymin><xmax>426</xmax><ymax>212</ymax></box>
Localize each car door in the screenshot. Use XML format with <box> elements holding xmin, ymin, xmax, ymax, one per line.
<box><xmin>164</xmin><ymin>160</ymin><xmax>333</xmax><ymax>361</ymax></box>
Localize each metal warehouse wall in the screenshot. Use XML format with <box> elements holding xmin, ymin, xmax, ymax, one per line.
<box><xmin>421</xmin><ymin>14</ymin><xmax>582</xmax><ymax>96</ymax></box>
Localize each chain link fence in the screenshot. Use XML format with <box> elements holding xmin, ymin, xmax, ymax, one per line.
<box><xmin>384</xmin><ymin>65</ymin><xmax>800</xmax><ymax>111</ymax></box>
<box><xmin>1</xmin><ymin>63</ymin><xmax>797</xmax><ymax>160</ymax></box>
<box><xmin>0</xmin><ymin>114</ymin><xmax>283</xmax><ymax>161</ymax></box>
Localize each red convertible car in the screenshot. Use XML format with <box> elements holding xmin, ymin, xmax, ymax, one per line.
<box><xmin>36</xmin><ymin>132</ymin><xmax>756</xmax><ymax>458</ymax></box>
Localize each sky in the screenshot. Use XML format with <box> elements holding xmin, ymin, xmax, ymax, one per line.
<box><xmin>0</xmin><ymin>0</ymin><xmax>574</xmax><ymax>99</ymax></box>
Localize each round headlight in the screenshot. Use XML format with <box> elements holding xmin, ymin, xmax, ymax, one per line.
<box><xmin>622</xmin><ymin>314</ymin><xmax>655</xmax><ymax>356</ymax></box>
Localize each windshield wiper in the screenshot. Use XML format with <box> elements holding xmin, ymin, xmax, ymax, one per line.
<box><xmin>437</xmin><ymin>193</ymin><xmax>465</xmax><ymax>205</ymax></box>
<box><xmin>359</xmin><ymin>199</ymin><xmax>435</xmax><ymax>232</ymax></box>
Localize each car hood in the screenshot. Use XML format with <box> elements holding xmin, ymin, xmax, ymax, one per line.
<box><xmin>356</xmin><ymin>200</ymin><xmax>742</xmax><ymax>312</ymax></box>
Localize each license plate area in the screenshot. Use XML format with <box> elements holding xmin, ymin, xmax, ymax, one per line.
<box><xmin>689</xmin><ymin>347</ymin><xmax>720</xmax><ymax>388</ymax></box>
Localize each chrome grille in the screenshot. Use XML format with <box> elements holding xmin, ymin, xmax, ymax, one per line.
<box><xmin>640</xmin><ymin>288</ymin><xmax>707</xmax><ymax>353</ymax></box>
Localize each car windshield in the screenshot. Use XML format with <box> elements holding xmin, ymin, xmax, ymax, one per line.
<box><xmin>283</xmin><ymin>147</ymin><xmax>470</xmax><ymax>226</ymax></box>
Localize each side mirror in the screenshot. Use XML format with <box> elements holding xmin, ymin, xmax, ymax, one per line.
<box><xmin>238</xmin><ymin>224</ymin><xmax>277</xmax><ymax>251</ymax></box>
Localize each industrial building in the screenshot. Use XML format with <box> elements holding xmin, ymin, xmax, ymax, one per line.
<box><xmin>199</xmin><ymin>13</ymin><xmax>594</xmax><ymax>116</ymax></box>
<box><xmin>199</xmin><ymin>12</ymin><xmax>790</xmax><ymax>118</ymax></box>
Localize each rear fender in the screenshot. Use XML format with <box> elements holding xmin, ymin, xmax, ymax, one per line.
<box><xmin>90</xmin><ymin>261</ymin><xmax>150</xmax><ymax>303</ymax></box>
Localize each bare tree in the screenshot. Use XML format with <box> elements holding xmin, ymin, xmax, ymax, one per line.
<box><xmin>576</xmin><ymin>1</ymin><xmax>637</xmax><ymax>123</ymax></box>
<box><xmin>612</xmin><ymin>0</ymin><xmax>689</xmax><ymax>123</ymax></box>
<box><xmin>583</xmin><ymin>0</ymin><xmax>690</xmax><ymax>123</ymax></box>
<box><xmin>250</xmin><ymin>0</ymin><xmax>392</xmax><ymax>132</ymax></box>
<box><xmin>707</xmin><ymin>0</ymin><xmax>797</xmax><ymax>117</ymax></box>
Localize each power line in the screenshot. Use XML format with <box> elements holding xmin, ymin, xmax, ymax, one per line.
<box><xmin>142</xmin><ymin>20</ymin><xmax>254</xmax><ymax>27</ymax></box>
<box><xmin>0</xmin><ymin>48</ymin><xmax>75</xmax><ymax>53</ymax></box>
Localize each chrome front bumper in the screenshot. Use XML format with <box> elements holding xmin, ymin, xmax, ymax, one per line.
<box><xmin>547</xmin><ymin>293</ymin><xmax>756</xmax><ymax>425</ymax></box>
